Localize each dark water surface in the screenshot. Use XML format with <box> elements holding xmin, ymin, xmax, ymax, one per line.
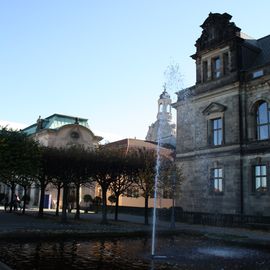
<box><xmin>0</xmin><ymin>234</ymin><xmax>270</xmax><ymax>270</ymax></box>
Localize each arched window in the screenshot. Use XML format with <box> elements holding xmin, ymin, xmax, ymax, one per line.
<box><xmin>164</xmin><ymin>104</ymin><xmax>167</xmax><ymax>112</ymax></box>
<box><xmin>159</xmin><ymin>103</ymin><xmax>162</xmax><ymax>112</ymax></box>
<box><xmin>256</xmin><ymin>101</ymin><xmax>270</xmax><ymax>140</ymax></box>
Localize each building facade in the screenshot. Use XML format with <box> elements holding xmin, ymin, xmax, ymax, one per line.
<box><xmin>146</xmin><ymin>89</ymin><xmax>176</xmax><ymax>148</ymax></box>
<box><xmin>23</xmin><ymin>114</ymin><xmax>102</xmax><ymax>149</ymax></box>
<box><xmin>102</xmin><ymin>138</ymin><xmax>174</xmax><ymax>209</ymax></box>
<box><xmin>1</xmin><ymin>114</ymin><xmax>102</xmax><ymax>209</ymax></box>
<box><xmin>173</xmin><ymin>13</ymin><xmax>270</xmax><ymax>216</ymax></box>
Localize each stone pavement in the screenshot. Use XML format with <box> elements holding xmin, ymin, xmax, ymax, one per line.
<box><xmin>0</xmin><ymin>207</ymin><xmax>270</xmax><ymax>248</ymax></box>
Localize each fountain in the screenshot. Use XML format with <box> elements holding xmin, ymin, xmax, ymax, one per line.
<box><xmin>151</xmin><ymin>65</ymin><xmax>180</xmax><ymax>258</ymax></box>
<box><xmin>151</xmin><ymin>89</ymin><xmax>167</xmax><ymax>259</ymax></box>
<box><xmin>151</xmin><ymin>116</ymin><xmax>162</xmax><ymax>258</ymax></box>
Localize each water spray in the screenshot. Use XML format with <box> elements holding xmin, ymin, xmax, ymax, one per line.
<box><xmin>151</xmin><ymin>110</ymin><xmax>165</xmax><ymax>258</ymax></box>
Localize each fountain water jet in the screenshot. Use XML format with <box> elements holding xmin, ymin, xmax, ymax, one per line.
<box><xmin>151</xmin><ymin>104</ymin><xmax>166</xmax><ymax>259</ymax></box>
<box><xmin>151</xmin><ymin>131</ymin><xmax>161</xmax><ymax>257</ymax></box>
<box><xmin>150</xmin><ymin>81</ymin><xmax>178</xmax><ymax>259</ymax></box>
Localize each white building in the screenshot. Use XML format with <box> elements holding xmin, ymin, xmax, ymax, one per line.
<box><xmin>0</xmin><ymin>114</ymin><xmax>102</xmax><ymax>209</ymax></box>
<box><xmin>146</xmin><ymin>89</ymin><xmax>176</xmax><ymax>148</ymax></box>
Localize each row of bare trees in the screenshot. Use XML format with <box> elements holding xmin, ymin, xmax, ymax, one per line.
<box><xmin>0</xmin><ymin>128</ymin><xmax>182</xmax><ymax>225</ymax></box>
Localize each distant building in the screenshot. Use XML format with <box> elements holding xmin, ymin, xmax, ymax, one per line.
<box><xmin>102</xmin><ymin>138</ymin><xmax>174</xmax><ymax>208</ymax></box>
<box><xmin>23</xmin><ymin>113</ymin><xmax>102</xmax><ymax>149</ymax></box>
<box><xmin>173</xmin><ymin>13</ymin><xmax>270</xmax><ymax>216</ymax></box>
<box><xmin>146</xmin><ymin>89</ymin><xmax>176</xmax><ymax>148</ymax></box>
<box><xmin>1</xmin><ymin>113</ymin><xmax>102</xmax><ymax>209</ymax></box>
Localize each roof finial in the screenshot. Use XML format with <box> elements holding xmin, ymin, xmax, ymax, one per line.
<box><xmin>36</xmin><ymin>115</ymin><xmax>43</xmax><ymax>131</ymax></box>
<box><xmin>163</xmin><ymin>83</ymin><xmax>167</xmax><ymax>92</ymax></box>
<box><xmin>159</xmin><ymin>84</ymin><xmax>170</xmax><ymax>99</ymax></box>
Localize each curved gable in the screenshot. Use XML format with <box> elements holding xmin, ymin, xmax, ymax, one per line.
<box><xmin>50</xmin><ymin>124</ymin><xmax>102</xmax><ymax>149</ymax></box>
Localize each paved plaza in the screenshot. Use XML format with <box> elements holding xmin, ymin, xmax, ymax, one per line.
<box><xmin>0</xmin><ymin>207</ymin><xmax>270</xmax><ymax>247</ymax></box>
<box><xmin>1</xmin><ymin>207</ymin><xmax>270</xmax><ymax>269</ymax></box>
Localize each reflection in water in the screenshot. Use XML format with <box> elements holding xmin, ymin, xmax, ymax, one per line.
<box><xmin>197</xmin><ymin>246</ymin><xmax>252</xmax><ymax>258</ymax></box>
<box><xmin>0</xmin><ymin>235</ymin><xmax>270</xmax><ymax>270</ymax></box>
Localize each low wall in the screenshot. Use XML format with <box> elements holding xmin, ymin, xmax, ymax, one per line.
<box><xmin>107</xmin><ymin>205</ymin><xmax>149</xmax><ymax>216</ymax></box>
<box><xmin>158</xmin><ymin>208</ymin><xmax>270</xmax><ymax>227</ymax></box>
<box><xmin>82</xmin><ymin>204</ymin><xmax>270</xmax><ymax>228</ymax></box>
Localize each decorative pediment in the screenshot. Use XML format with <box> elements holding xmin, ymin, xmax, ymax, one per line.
<box><xmin>202</xmin><ymin>102</ymin><xmax>227</xmax><ymax>115</ymax></box>
<box><xmin>194</xmin><ymin>12</ymin><xmax>241</xmax><ymax>53</ymax></box>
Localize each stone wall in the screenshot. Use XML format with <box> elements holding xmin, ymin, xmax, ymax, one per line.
<box><xmin>174</xmin><ymin>78</ymin><xmax>270</xmax><ymax>216</ymax></box>
<box><xmin>173</xmin><ymin>13</ymin><xmax>270</xmax><ymax>217</ymax></box>
<box><xmin>176</xmin><ymin>153</ymin><xmax>242</xmax><ymax>214</ymax></box>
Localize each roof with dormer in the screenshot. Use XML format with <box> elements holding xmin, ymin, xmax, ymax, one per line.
<box><xmin>193</xmin><ymin>12</ymin><xmax>241</xmax><ymax>56</ymax></box>
<box><xmin>192</xmin><ymin>12</ymin><xmax>270</xmax><ymax>71</ymax></box>
<box><xmin>174</xmin><ymin>12</ymin><xmax>270</xmax><ymax>103</ymax></box>
<box><xmin>242</xmin><ymin>34</ymin><xmax>270</xmax><ymax>70</ymax></box>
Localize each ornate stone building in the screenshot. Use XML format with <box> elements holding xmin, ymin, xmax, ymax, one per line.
<box><xmin>146</xmin><ymin>89</ymin><xmax>176</xmax><ymax>148</ymax></box>
<box><xmin>24</xmin><ymin>113</ymin><xmax>102</xmax><ymax>149</ymax></box>
<box><xmin>173</xmin><ymin>13</ymin><xmax>270</xmax><ymax>216</ymax></box>
<box><xmin>20</xmin><ymin>114</ymin><xmax>102</xmax><ymax>208</ymax></box>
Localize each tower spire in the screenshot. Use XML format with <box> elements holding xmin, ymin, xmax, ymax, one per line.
<box><xmin>145</xmin><ymin>87</ymin><xmax>176</xmax><ymax>147</ymax></box>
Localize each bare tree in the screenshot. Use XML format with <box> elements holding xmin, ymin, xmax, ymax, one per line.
<box><xmin>91</xmin><ymin>149</ymin><xmax>124</xmax><ymax>224</ymax></box>
<box><xmin>109</xmin><ymin>152</ymin><xmax>139</xmax><ymax>221</ymax></box>
<box><xmin>0</xmin><ymin>128</ymin><xmax>40</xmax><ymax>213</ymax></box>
<box><xmin>135</xmin><ymin>148</ymin><xmax>157</xmax><ymax>225</ymax></box>
<box><xmin>37</xmin><ymin>147</ymin><xmax>59</xmax><ymax>217</ymax></box>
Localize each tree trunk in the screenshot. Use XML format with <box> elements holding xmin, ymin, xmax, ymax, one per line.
<box><xmin>22</xmin><ymin>187</ymin><xmax>27</xmax><ymax>214</ymax></box>
<box><xmin>144</xmin><ymin>194</ymin><xmax>149</xmax><ymax>225</ymax></box>
<box><xmin>9</xmin><ymin>183</ymin><xmax>15</xmax><ymax>213</ymax></box>
<box><xmin>38</xmin><ymin>180</ymin><xmax>46</xmax><ymax>217</ymax></box>
<box><xmin>61</xmin><ymin>183</ymin><xmax>69</xmax><ymax>223</ymax></box>
<box><xmin>74</xmin><ymin>184</ymin><xmax>80</xmax><ymax>220</ymax></box>
<box><xmin>55</xmin><ymin>183</ymin><xmax>61</xmax><ymax>216</ymax></box>
<box><xmin>101</xmin><ymin>187</ymin><xmax>108</xmax><ymax>224</ymax></box>
<box><xmin>114</xmin><ymin>194</ymin><xmax>119</xmax><ymax>221</ymax></box>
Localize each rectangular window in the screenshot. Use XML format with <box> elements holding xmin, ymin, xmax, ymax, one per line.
<box><xmin>212</xmin><ymin>57</ymin><xmax>221</xmax><ymax>79</ymax></box>
<box><xmin>212</xmin><ymin>118</ymin><xmax>223</xmax><ymax>145</ymax></box>
<box><xmin>203</xmin><ymin>61</ymin><xmax>208</xmax><ymax>82</ymax></box>
<box><xmin>212</xmin><ymin>168</ymin><xmax>223</xmax><ymax>193</ymax></box>
<box><xmin>252</xmin><ymin>70</ymin><xmax>264</xmax><ymax>79</ymax></box>
<box><xmin>257</xmin><ymin>102</ymin><xmax>270</xmax><ymax>140</ymax></box>
<box><xmin>254</xmin><ymin>165</ymin><xmax>267</xmax><ymax>192</ymax></box>
<box><xmin>223</xmin><ymin>52</ymin><xmax>229</xmax><ymax>75</ymax></box>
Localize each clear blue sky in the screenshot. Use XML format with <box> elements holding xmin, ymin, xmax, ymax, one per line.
<box><xmin>1</xmin><ymin>1</ymin><xmax>269</xmax><ymax>141</ymax></box>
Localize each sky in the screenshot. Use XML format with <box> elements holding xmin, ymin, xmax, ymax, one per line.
<box><xmin>1</xmin><ymin>1</ymin><xmax>270</xmax><ymax>142</ymax></box>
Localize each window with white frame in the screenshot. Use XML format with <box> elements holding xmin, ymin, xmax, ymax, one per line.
<box><xmin>256</xmin><ymin>101</ymin><xmax>270</xmax><ymax>140</ymax></box>
<box><xmin>212</xmin><ymin>57</ymin><xmax>221</xmax><ymax>79</ymax></box>
<box><xmin>212</xmin><ymin>168</ymin><xmax>223</xmax><ymax>193</ymax></box>
<box><xmin>212</xmin><ymin>118</ymin><xmax>223</xmax><ymax>145</ymax></box>
<box><xmin>252</xmin><ymin>70</ymin><xmax>264</xmax><ymax>79</ymax></box>
<box><xmin>254</xmin><ymin>165</ymin><xmax>267</xmax><ymax>192</ymax></box>
<box><xmin>200</xmin><ymin>49</ymin><xmax>230</xmax><ymax>83</ymax></box>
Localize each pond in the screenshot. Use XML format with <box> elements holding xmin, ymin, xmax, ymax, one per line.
<box><xmin>0</xmin><ymin>234</ymin><xmax>270</xmax><ymax>270</ymax></box>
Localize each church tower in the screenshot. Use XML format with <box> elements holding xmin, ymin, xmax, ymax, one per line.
<box><xmin>146</xmin><ymin>87</ymin><xmax>176</xmax><ymax>147</ymax></box>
